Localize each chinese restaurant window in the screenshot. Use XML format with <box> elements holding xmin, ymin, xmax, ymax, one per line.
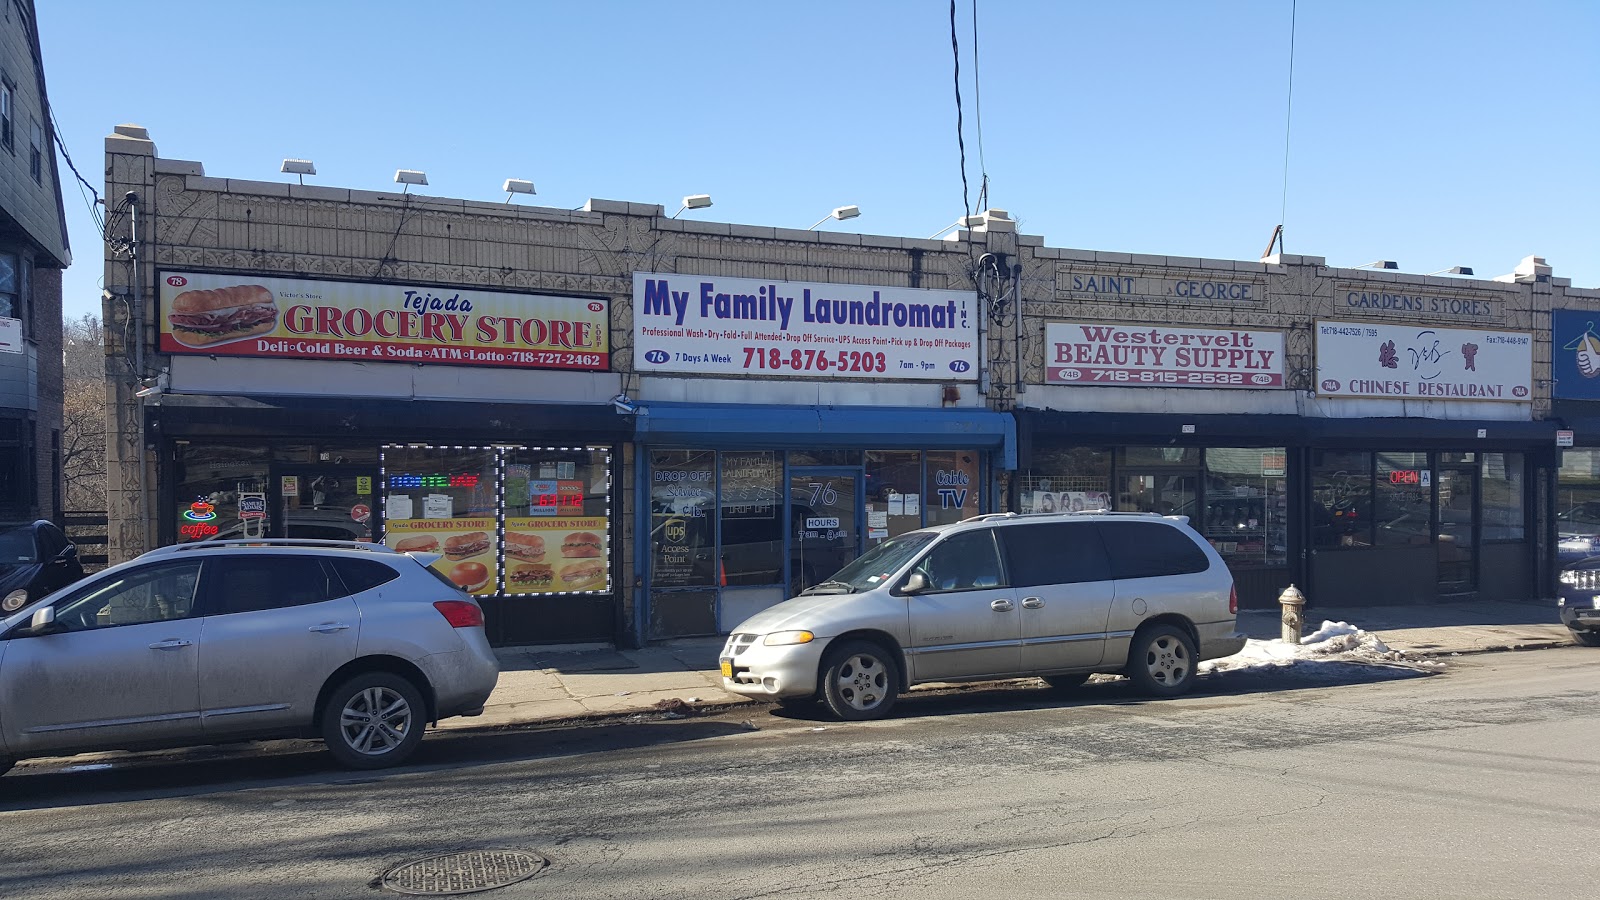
<box><xmin>1375</xmin><ymin>452</ymin><xmax>1431</xmax><ymax>547</ymax></box>
<box><xmin>650</xmin><ymin>450</ymin><xmax>715</xmax><ymax>588</ymax></box>
<box><xmin>1480</xmin><ymin>452</ymin><xmax>1525</xmax><ymax>541</ymax></box>
<box><xmin>380</xmin><ymin>444</ymin><xmax>611</xmax><ymax>597</ymax></box>
<box><xmin>1312</xmin><ymin>450</ymin><xmax>1373</xmax><ymax>550</ymax></box>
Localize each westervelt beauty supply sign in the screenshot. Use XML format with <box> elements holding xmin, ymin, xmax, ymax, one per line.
<box><xmin>632</xmin><ymin>272</ymin><xmax>978</xmax><ymax>381</ymax></box>
<box><xmin>1045</xmin><ymin>322</ymin><xmax>1285</xmax><ymax>388</ymax></box>
<box><xmin>157</xmin><ymin>271</ymin><xmax>609</xmax><ymax>371</ymax></box>
<box><xmin>1314</xmin><ymin>320</ymin><xmax>1533</xmax><ymax>402</ymax></box>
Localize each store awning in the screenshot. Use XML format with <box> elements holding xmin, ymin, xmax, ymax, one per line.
<box><xmin>150</xmin><ymin>392</ymin><xmax>634</xmax><ymax>440</ymax></box>
<box><xmin>633</xmin><ymin>402</ymin><xmax>1017</xmax><ymax>469</ymax></box>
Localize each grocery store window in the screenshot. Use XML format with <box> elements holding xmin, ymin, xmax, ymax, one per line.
<box><xmin>1481</xmin><ymin>452</ymin><xmax>1525</xmax><ymax>541</ymax></box>
<box><xmin>1375</xmin><ymin>452</ymin><xmax>1431</xmax><ymax>547</ymax></box>
<box><xmin>173</xmin><ymin>444</ymin><xmax>270</xmax><ymax>543</ymax></box>
<box><xmin>1202</xmin><ymin>448</ymin><xmax>1288</xmax><ymax>568</ymax></box>
<box><xmin>1312</xmin><ymin>450</ymin><xmax>1373</xmax><ymax>550</ymax></box>
<box><xmin>380</xmin><ymin>446</ymin><xmax>498</xmax><ymax>596</ymax></box>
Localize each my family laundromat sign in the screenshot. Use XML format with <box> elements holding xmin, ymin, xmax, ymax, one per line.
<box><xmin>632</xmin><ymin>272</ymin><xmax>978</xmax><ymax>381</ymax></box>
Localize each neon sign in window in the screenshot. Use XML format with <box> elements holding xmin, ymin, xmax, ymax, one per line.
<box><xmin>388</xmin><ymin>473</ymin><xmax>481</xmax><ymax>489</ymax></box>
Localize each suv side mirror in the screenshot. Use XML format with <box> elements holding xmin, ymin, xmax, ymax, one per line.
<box><xmin>901</xmin><ymin>571</ymin><xmax>929</xmax><ymax>595</ymax></box>
<box><xmin>19</xmin><ymin>606</ymin><xmax>64</xmax><ymax>638</ymax></box>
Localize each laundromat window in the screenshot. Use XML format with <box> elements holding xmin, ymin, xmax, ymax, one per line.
<box><xmin>924</xmin><ymin>450</ymin><xmax>981</xmax><ymax>526</ymax></box>
<box><xmin>650</xmin><ymin>450</ymin><xmax>716</xmax><ymax>588</ymax></box>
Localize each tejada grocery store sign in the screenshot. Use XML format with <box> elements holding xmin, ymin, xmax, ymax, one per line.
<box><xmin>1045</xmin><ymin>322</ymin><xmax>1285</xmax><ymax>388</ymax></box>
<box><xmin>1314</xmin><ymin>320</ymin><xmax>1533</xmax><ymax>401</ymax></box>
<box><xmin>632</xmin><ymin>272</ymin><xmax>978</xmax><ymax>381</ymax></box>
<box><xmin>157</xmin><ymin>271</ymin><xmax>609</xmax><ymax>371</ymax></box>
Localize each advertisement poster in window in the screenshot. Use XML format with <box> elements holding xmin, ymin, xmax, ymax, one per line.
<box><xmin>384</xmin><ymin>518</ymin><xmax>496</xmax><ymax>596</ymax></box>
<box><xmin>651</xmin><ymin>451</ymin><xmax>715</xmax><ymax>587</ymax></box>
<box><xmin>503</xmin><ymin>516</ymin><xmax>608</xmax><ymax>594</ymax></box>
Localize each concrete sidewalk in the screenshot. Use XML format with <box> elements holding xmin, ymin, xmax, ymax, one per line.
<box><xmin>445</xmin><ymin>598</ymin><xmax>1577</xmax><ymax>732</ymax></box>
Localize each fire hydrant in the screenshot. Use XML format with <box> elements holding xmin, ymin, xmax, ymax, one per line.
<box><xmin>1279</xmin><ymin>584</ymin><xmax>1307</xmax><ymax>644</ymax></box>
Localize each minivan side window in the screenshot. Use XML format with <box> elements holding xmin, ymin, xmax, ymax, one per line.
<box><xmin>998</xmin><ymin>522</ymin><xmax>1112</xmax><ymax>587</ymax></box>
<box><xmin>910</xmin><ymin>530</ymin><xmax>1006</xmax><ymax>592</ymax></box>
<box><xmin>204</xmin><ymin>556</ymin><xmax>343</xmax><ymax>616</ymax></box>
<box><xmin>1097</xmin><ymin>522</ymin><xmax>1210</xmax><ymax>579</ymax></box>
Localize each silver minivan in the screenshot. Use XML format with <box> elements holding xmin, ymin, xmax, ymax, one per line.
<box><xmin>719</xmin><ymin>511</ymin><xmax>1246</xmax><ymax>720</ymax></box>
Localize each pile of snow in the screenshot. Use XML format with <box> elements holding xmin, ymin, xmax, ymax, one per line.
<box><xmin>1200</xmin><ymin>620</ymin><xmax>1439</xmax><ymax>675</ymax></box>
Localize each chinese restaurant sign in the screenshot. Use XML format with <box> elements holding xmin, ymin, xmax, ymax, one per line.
<box><xmin>1045</xmin><ymin>322</ymin><xmax>1285</xmax><ymax>389</ymax></box>
<box><xmin>1314</xmin><ymin>320</ymin><xmax>1532</xmax><ymax>402</ymax></box>
<box><xmin>632</xmin><ymin>272</ymin><xmax>978</xmax><ymax>381</ymax></box>
<box><xmin>157</xmin><ymin>271</ymin><xmax>609</xmax><ymax>371</ymax></box>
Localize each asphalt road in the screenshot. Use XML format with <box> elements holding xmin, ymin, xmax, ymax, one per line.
<box><xmin>2</xmin><ymin>649</ymin><xmax>1596</xmax><ymax>899</ymax></box>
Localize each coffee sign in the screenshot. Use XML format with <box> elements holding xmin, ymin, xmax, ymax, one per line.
<box><xmin>1045</xmin><ymin>322</ymin><xmax>1285</xmax><ymax>389</ymax></box>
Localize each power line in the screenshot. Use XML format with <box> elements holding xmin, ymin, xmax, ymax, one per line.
<box><xmin>950</xmin><ymin>0</ymin><xmax>971</xmax><ymax>221</ymax></box>
<box><xmin>1278</xmin><ymin>0</ymin><xmax>1297</xmax><ymax>252</ymax></box>
<box><xmin>971</xmin><ymin>0</ymin><xmax>989</xmax><ymax>212</ymax></box>
<box><xmin>51</xmin><ymin>110</ymin><xmax>105</xmax><ymax>236</ymax></box>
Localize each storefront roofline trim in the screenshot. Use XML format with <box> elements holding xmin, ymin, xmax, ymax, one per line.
<box><xmin>149</xmin><ymin>392</ymin><xmax>633</xmax><ymax>439</ymax></box>
<box><xmin>633</xmin><ymin>402</ymin><xmax>1017</xmax><ymax>469</ymax></box>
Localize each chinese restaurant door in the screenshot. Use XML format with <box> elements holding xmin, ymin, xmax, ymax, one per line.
<box><xmin>272</xmin><ymin>466</ymin><xmax>378</xmax><ymax>542</ymax></box>
<box><xmin>788</xmin><ymin>468</ymin><xmax>863</xmax><ymax>595</ymax></box>
<box><xmin>1437</xmin><ymin>464</ymin><xmax>1478</xmax><ymax>593</ymax></box>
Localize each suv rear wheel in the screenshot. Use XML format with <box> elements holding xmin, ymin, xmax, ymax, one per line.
<box><xmin>321</xmin><ymin>672</ymin><xmax>427</xmax><ymax>769</ymax></box>
<box><xmin>1127</xmin><ymin>624</ymin><xmax>1198</xmax><ymax>698</ymax></box>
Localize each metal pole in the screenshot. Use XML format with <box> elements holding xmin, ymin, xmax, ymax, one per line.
<box><xmin>127</xmin><ymin>191</ymin><xmax>150</xmax><ymax>552</ymax></box>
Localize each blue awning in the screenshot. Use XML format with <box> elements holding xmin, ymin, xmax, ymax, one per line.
<box><xmin>633</xmin><ymin>402</ymin><xmax>1017</xmax><ymax>469</ymax></box>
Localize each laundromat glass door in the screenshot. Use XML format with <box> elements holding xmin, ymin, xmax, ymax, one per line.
<box><xmin>788</xmin><ymin>469</ymin><xmax>862</xmax><ymax>595</ymax></box>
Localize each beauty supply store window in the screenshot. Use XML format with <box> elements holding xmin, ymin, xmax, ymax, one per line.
<box><xmin>1021</xmin><ymin>446</ymin><xmax>1287</xmax><ymax>570</ymax></box>
<box><xmin>381</xmin><ymin>445</ymin><xmax>612</xmax><ymax>597</ymax></box>
<box><xmin>649</xmin><ymin>449</ymin><xmax>984</xmax><ymax>591</ymax></box>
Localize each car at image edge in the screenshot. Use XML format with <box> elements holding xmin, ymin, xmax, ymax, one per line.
<box><xmin>1557</xmin><ymin>553</ymin><xmax>1600</xmax><ymax>646</ymax></box>
<box><xmin>719</xmin><ymin>510</ymin><xmax>1246</xmax><ymax>720</ymax></box>
<box><xmin>0</xmin><ymin>539</ymin><xmax>498</xmax><ymax>777</ymax></box>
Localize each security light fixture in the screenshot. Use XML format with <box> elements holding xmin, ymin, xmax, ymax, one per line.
<box><xmin>610</xmin><ymin>393</ymin><xmax>641</xmax><ymax>415</ymax></box>
<box><xmin>394</xmin><ymin>169</ymin><xmax>428</xmax><ymax>193</ymax></box>
<box><xmin>672</xmin><ymin>194</ymin><xmax>713</xmax><ymax>218</ymax></box>
<box><xmin>1427</xmin><ymin>266</ymin><xmax>1475</xmax><ymax>276</ymax></box>
<box><xmin>929</xmin><ymin>215</ymin><xmax>986</xmax><ymax>239</ymax></box>
<box><xmin>1351</xmin><ymin>260</ymin><xmax>1398</xmax><ymax>270</ymax></box>
<box><xmin>135</xmin><ymin>371</ymin><xmax>169</xmax><ymax>398</ymax></box>
<box><xmin>808</xmin><ymin>205</ymin><xmax>861</xmax><ymax>230</ymax></box>
<box><xmin>280</xmin><ymin>158</ymin><xmax>316</xmax><ymax>184</ymax></box>
<box><xmin>503</xmin><ymin>179</ymin><xmax>536</xmax><ymax>202</ymax></box>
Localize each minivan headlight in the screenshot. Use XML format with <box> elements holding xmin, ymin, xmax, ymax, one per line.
<box><xmin>763</xmin><ymin>631</ymin><xmax>815</xmax><ymax>646</ymax></box>
<box><xmin>2</xmin><ymin>589</ymin><xmax>28</xmax><ymax>612</ymax></box>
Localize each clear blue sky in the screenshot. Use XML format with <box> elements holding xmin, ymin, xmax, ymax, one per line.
<box><xmin>38</xmin><ymin>0</ymin><xmax>1599</xmax><ymax>321</ymax></box>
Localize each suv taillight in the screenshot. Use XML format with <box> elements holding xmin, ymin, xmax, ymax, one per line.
<box><xmin>1228</xmin><ymin>583</ymin><xmax>1238</xmax><ymax>615</ymax></box>
<box><xmin>434</xmin><ymin>600</ymin><xmax>485</xmax><ymax>628</ymax></box>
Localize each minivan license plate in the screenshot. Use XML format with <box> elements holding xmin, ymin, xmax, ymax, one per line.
<box><xmin>719</xmin><ymin>659</ymin><xmax>733</xmax><ymax>678</ymax></box>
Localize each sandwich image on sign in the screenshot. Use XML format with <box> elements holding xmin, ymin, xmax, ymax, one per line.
<box><xmin>392</xmin><ymin>534</ymin><xmax>441</xmax><ymax>554</ymax></box>
<box><xmin>444</xmin><ymin>531</ymin><xmax>491</xmax><ymax>561</ymax></box>
<box><xmin>561</xmin><ymin>531</ymin><xmax>604</xmax><ymax>558</ymax></box>
<box><xmin>168</xmin><ymin>285</ymin><xmax>278</xmax><ymax>348</ymax></box>
<box><xmin>560</xmin><ymin>560</ymin><xmax>605</xmax><ymax>590</ymax></box>
<box><xmin>448</xmin><ymin>561</ymin><xmax>490</xmax><ymax>593</ymax></box>
<box><xmin>508</xmin><ymin>562</ymin><xmax>554</xmax><ymax>589</ymax></box>
<box><xmin>505</xmin><ymin>532</ymin><xmax>546</xmax><ymax>562</ymax></box>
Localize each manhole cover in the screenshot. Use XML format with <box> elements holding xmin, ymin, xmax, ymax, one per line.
<box><xmin>381</xmin><ymin>850</ymin><xmax>548</xmax><ymax>895</ymax></box>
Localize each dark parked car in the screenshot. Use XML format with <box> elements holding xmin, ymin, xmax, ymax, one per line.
<box><xmin>1558</xmin><ymin>554</ymin><xmax>1600</xmax><ymax>647</ymax></box>
<box><xmin>0</xmin><ymin>521</ymin><xmax>86</xmax><ymax>613</ymax></box>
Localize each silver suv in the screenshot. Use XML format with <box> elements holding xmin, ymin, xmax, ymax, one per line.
<box><xmin>0</xmin><ymin>540</ymin><xmax>498</xmax><ymax>775</ymax></box>
<box><xmin>720</xmin><ymin>511</ymin><xmax>1246</xmax><ymax>720</ymax></box>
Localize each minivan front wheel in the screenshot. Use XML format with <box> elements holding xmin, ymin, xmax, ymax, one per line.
<box><xmin>1127</xmin><ymin>624</ymin><xmax>1198</xmax><ymax>697</ymax></box>
<box><xmin>820</xmin><ymin>640</ymin><xmax>899</xmax><ymax>721</ymax></box>
<box><xmin>321</xmin><ymin>672</ymin><xmax>427</xmax><ymax>769</ymax></box>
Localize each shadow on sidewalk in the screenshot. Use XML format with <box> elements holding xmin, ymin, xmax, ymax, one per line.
<box><xmin>496</xmin><ymin>636</ymin><xmax>727</xmax><ymax>676</ymax></box>
<box><xmin>1237</xmin><ymin>598</ymin><xmax>1558</xmax><ymax>639</ymax></box>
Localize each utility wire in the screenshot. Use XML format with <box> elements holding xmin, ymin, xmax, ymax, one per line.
<box><xmin>950</xmin><ymin>0</ymin><xmax>971</xmax><ymax>221</ymax></box>
<box><xmin>971</xmin><ymin>0</ymin><xmax>989</xmax><ymax>213</ymax></box>
<box><xmin>1278</xmin><ymin>0</ymin><xmax>1297</xmax><ymax>252</ymax></box>
<box><xmin>51</xmin><ymin>110</ymin><xmax>105</xmax><ymax>236</ymax></box>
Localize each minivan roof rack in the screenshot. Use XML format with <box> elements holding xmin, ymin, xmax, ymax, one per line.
<box><xmin>964</xmin><ymin>509</ymin><xmax>1171</xmax><ymax>524</ymax></box>
<box><xmin>142</xmin><ymin>539</ymin><xmax>398</xmax><ymax>557</ymax></box>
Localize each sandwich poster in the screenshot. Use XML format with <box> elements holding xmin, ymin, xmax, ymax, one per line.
<box><xmin>503</xmin><ymin>516</ymin><xmax>608</xmax><ymax>594</ymax></box>
<box><xmin>384</xmin><ymin>518</ymin><xmax>497</xmax><ymax>596</ymax></box>
<box><xmin>157</xmin><ymin>270</ymin><xmax>610</xmax><ymax>371</ymax></box>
